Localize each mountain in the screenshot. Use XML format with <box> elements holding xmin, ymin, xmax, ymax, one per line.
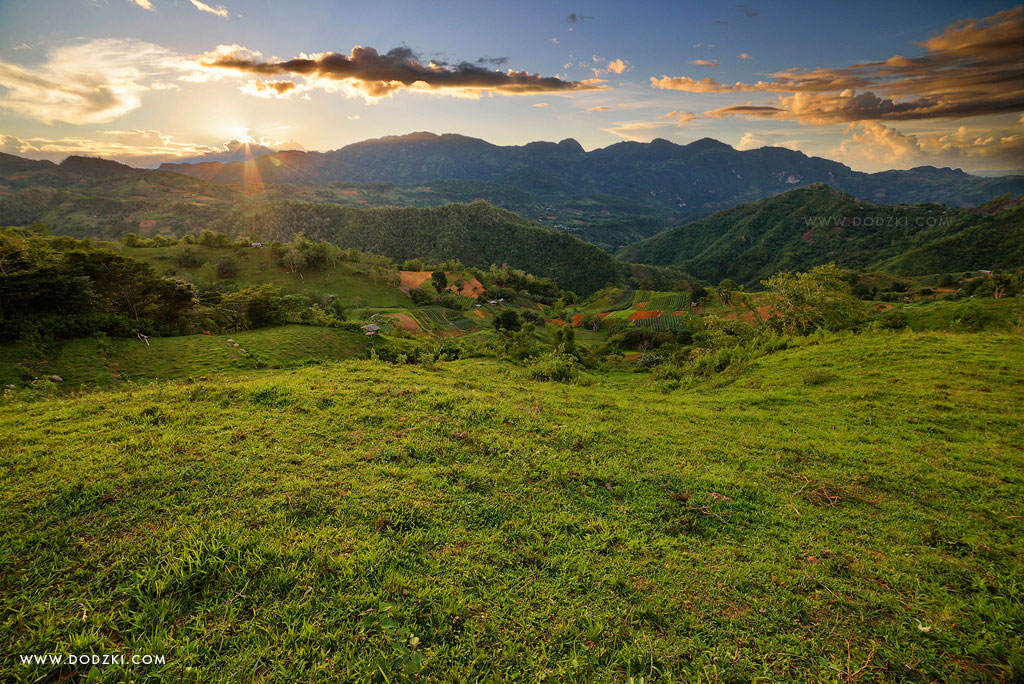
<box><xmin>159</xmin><ymin>132</ymin><xmax>1024</xmax><ymax>215</ymax></box>
<box><xmin>0</xmin><ymin>152</ymin><xmax>57</xmax><ymax>175</ymax></box>
<box><xmin>618</xmin><ymin>184</ymin><xmax>1024</xmax><ymax>286</ymax></box>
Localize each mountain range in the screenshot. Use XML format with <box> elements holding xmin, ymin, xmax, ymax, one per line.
<box><xmin>157</xmin><ymin>132</ymin><xmax>1024</xmax><ymax>217</ymax></box>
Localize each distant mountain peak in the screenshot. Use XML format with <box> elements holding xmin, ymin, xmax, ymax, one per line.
<box><xmin>59</xmin><ymin>155</ymin><xmax>136</xmax><ymax>177</ymax></box>
<box><xmin>685</xmin><ymin>137</ymin><xmax>733</xmax><ymax>152</ymax></box>
<box><xmin>557</xmin><ymin>138</ymin><xmax>585</xmax><ymax>153</ymax></box>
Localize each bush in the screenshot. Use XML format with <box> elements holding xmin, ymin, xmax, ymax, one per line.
<box><xmin>879</xmin><ymin>310</ymin><xmax>907</xmax><ymax>329</ymax></box>
<box><xmin>954</xmin><ymin>302</ymin><xmax>988</xmax><ymax>331</ymax></box>
<box><xmin>528</xmin><ymin>352</ymin><xmax>584</xmax><ymax>383</ymax></box>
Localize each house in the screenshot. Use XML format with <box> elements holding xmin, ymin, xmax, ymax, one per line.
<box><xmin>361</xmin><ymin>323</ymin><xmax>381</xmax><ymax>335</ymax></box>
<box><xmin>251</xmin><ymin>242</ymin><xmax>263</xmax><ymax>248</ymax></box>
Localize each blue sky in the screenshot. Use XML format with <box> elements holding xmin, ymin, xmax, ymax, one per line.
<box><xmin>1</xmin><ymin>0</ymin><xmax>1021</xmax><ymax>172</ymax></box>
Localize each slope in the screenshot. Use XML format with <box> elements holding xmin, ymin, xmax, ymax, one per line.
<box><xmin>619</xmin><ymin>184</ymin><xmax>1024</xmax><ymax>286</ymax></box>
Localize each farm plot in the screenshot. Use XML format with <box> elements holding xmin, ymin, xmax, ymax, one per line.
<box><xmin>632</xmin><ymin>314</ymin><xmax>698</xmax><ymax>332</ymax></box>
<box><xmin>408</xmin><ymin>307</ymin><xmax>478</xmax><ymax>334</ymax></box>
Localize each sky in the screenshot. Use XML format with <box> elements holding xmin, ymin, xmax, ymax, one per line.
<box><xmin>0</xmin><ymin>0</ymin><xmax>1022</xmax><ymax>173</ymax></box>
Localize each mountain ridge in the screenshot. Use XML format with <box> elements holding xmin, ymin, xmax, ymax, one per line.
<box><xmin>152</xmin><ymin>132</ymin><xmax>1024</xmax><ymax>215</ymax></box>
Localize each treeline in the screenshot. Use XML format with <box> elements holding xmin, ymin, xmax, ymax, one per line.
<box><xmin>0</xmin><ymin>227</ymin><xmax>380</xmax><ymax>343</ymax></box>
<box><xmin>0</xmin><ymin>225</ymin><xmax>196</xmax><ymax>342</ymax></box>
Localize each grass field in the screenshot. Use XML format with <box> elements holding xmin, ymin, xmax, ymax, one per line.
<box><xmin>2</xmin><ymin>330</ymin><xmax>1022</xmax><ymax>682</ymax></box>
<box><xmin>122</xmin><ymin>244</ymin><xmax>412</xmax><ymax>309</ymax></box>
<box><xmin>0</xmin><ymin>326</ymin><xmax>372</xmax><ymax>389</ymax></box>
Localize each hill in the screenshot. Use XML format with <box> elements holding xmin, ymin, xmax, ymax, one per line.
<box><xmin>619</xmin><ymin>185</ymin><xmax>1024</xmax><ymax>287</ymax></box>
<box><xmin>158</xmin><ymin>132</ymin><xmax>1024</xmax><ymax>214</ymax></box>
<box><xmin>2</xmin><ymin>331</ymin><xmax>1021</xmax><ymax>681</ymax></box>
<box><xmin>0</xmin><ymin>187</ymin><xmax>664</xmax><ymax>294</ymax></box>
<box><xmin>211</xmin><ymin>200</ymin><xmax>631</xmax><ymax>295</ymax></box>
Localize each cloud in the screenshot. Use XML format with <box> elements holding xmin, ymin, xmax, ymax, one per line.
<box><xmin>651</xmin><ymin>75</ymin><xmax>768</xmax><ymax>93</ymax></box>
<box><xmin>131</xmin><ymin>0</ymin><xmax>154</xmax><ymax>9</ymax></box>
<box><xmin>736</xmin><ymin>4</ymin><xmax>759</xmax><ymax>18</ymax></box>
<box><xmin>476</xmin><ymin>56</ymin><xmax>509</xmax><ymax>66</ymax></box>
<box><xmin>532</xmin><ymin>103</ymin><xmax>549</xmax><ymax>107</ymax></box>
<box><xmin>0</xmin><ymin>38</ymin><xmax>180</xmax><ymax>125</ymax></box>
<box><xmin>239</xmin><ymin>79</ymin><xmax>299</xmax><ymax>97</ymax></box>
<box><xmin>565</xmin><ymin>13</ymin><xmax>591</xmax><ymax>23</ymax></box>
<box><xmin>739</xmin><ymin>53</ymin><xmax>751</xmax><ymax>60</ymax></box>
<box><xmin>661</xmin><ymin>111</ymin><xmax>696</xmax><ymax>125</ymax></box>
<box><xmin>0</xmin><ymin>129</ymin><xmax>237</xmax><ymax>167</ymax></box>
<box><xmin>603</xmin><ymin>121</ymin><xmax>678</xmax><ymax>141</ymax></box>
<box><xmin>606</xmin><ymin>59</ymin><xmax>631</xmax><ymax>75</ymax></box>
<box><xmin>653</xmin><ymin>7</ymin><xmax>1024</xmax><ymax>125</ymax></box>
<box><xmin>690</xmin><ymin>59</ymin><xmax>719</xmax><ymax>67</ymax></box>
<box><xmin>603</xmin><ymin>111</ymin><xmax>695</xmax><ymax>141</ymax></box>
<box><xmin>195</xmin><ymin>44</ymin><xmax>605</xmax><ymax>99</ymax></box>
<box><xmin>347</xmin><ymin>114</ymin><xmax>360</xmax><ymax>120</ymax></box>
<box><xmin>551</xmin><ymin>37</ymin><xmax>559</xmax><ymax>44</ymax></box>
<box><xmin>735</xmin><ymin>132</ymin><xmax>805</xmax><ymax>151</ymax></box>
<box><xmin>189</xmin><ymin>0</ymin><xmax>229</xmax><ymax>18</ymax></box>
<box><xmin>831</xmin><ymin>120</ymin><xmax>1024</xmax><ymax>171</ymax></box>
<box><xmin>589</xmin><ymin>105</ymin><xmax>609</xmax><ymax>111</ymax></box>
<box><xmin>591</xmin><ymin>58</ymin><xmax>632</xmax><ymax>77</ymax></box>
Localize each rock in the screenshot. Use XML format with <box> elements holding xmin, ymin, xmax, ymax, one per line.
<box><xmin>49</xmin><ymin>375</ymin><xmax>64</xmax><ymax>382</ymax></box>
<box><xmin>233</xmin><ymin>343</ymin><xmax>239</xmax><ymax>347</ymax></box>
<box><xmin>5</xmin><ymin>384</ymin><xmax>15</xmax><ymax>390</ymax></box>
<box><xmin>226</xmin><ymin>338</ymin><xmax>234</xmax><ymax>343</ymax></box>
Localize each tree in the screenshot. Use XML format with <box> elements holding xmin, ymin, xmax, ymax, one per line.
<box><xmin>993</xmin><ymin>273</ymin><xmax>1017</xmax><ymax>299</ymax></box>
<box><xmin>761</xmin><ymin>264</ymin><xmax>867</xmax><ymax>335</ymax></box>
<box><xmin>493</xmin><ymin>310</ymin><xmax>521</xmax><ymax>332</ymax></box>
<box><xmin>432</xmin><ymin>270</ymin><xmax>448</xmax><ymax>292</ymax></box>
<box><xmin>690</xmin><ymin>285</ymin><xmax>709</xmax><ymax>305</ymax></box>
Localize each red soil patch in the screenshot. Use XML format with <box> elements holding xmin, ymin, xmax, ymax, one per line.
<box><xmin>671</xmin><ymin>310</ymin><xmax>688</xmax><ymax>317</ymax></box>
<box><xmin>624</xmin><ymin>353</ymin><xmax>642</xmax><ymax>362</ymax></box>
<box><xmin>627</xmin><ymin>310</ymin><xmax>662</xmax><ymax>321</ymax></box>
<box><xmin>755</xmin><ymin>306</ymin><xmax>773</xmax><ymax>321</ymax></box>
<box><xmin>389</xmin><ymin>313</ymin><xmax>422</xmax><ymax>332</ymax></box>
<box><xmin>597</xmin><ymin>312</ymin><xmax>610</xmax><ymax>319</ymax></box>
<box><xmin>634</xmin><ymin>301</ymin><xmax>650</xmax><ymax>310</ymax></box>
<box><xmin>138</xmin><ymin>219</ymin><xmax>156</xmax><ymax>229</ymax></box>
<box><xmin>340</xmin><ymin>189</ymin><xmax>359</xmax><ymax>195</ymax></box>
<box><xmin>572</xmin><ymin>313</ymin><xmax>583</xmax><ymax>327</ymax></box>
<box><xmin>473</xmin><ymin>309</ymin><xmax>485</xmax><ymax>318</ymax></box>
<box><xmin>399</xmin><ymin>271</ymin><xmax>433</xmax><ymax>293</ymax></box>
<box><xmin>546</xmin><ymin>319</ymin><xmax>567</xmax><ymax>326</ymax></box>
<box><xmin>456</xmin><ymin>276</ymin><xmax>485</xmax><ymax>298</ymax></box>
<box><xmin>398</xmin><ymin>271</ymin><xmax>485</xmax><ymax>297</ymax></box>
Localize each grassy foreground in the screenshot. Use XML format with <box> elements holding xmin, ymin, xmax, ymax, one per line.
<box><xmin>1</xmin><ymin>331</ymin><xmax>1022</xmax><ymax>682</ymax></box>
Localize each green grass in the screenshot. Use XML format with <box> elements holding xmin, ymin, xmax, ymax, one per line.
<box><xmin>121</xmin><ymin>244</ymin><xmax>412</xmax><ymax>308</ymax></box>
<box><xmin>0</xmin><ymin>326</ymin><xmax>372</xmax><ymax>388</ymax></box>
<box><xmin>1</xmin><ymin>330</ymin><xmax>1022</xmax><ymax>682</ymax></box>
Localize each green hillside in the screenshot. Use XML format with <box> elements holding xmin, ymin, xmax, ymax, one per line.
<box><xmin>619</xmin><ymin>185</ymin><xmax>1024</xmax><ymax>287</ymax></box>
<box><xmin>211</xmin><ymin>200</ymin><xmax>626</xmax><ymax>295</ymax></box>
<box><xmin>2</xmin><ymin>331</ymin><xmax>1022</xmax><ymax>682</ymax></box>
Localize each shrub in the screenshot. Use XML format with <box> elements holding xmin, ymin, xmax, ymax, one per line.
<box><xmin>879</xmin><ymin>310</ymin><xmax>907</xmax><ymax>329</ymax></box>
<box><xmin>528</xmin><ymin>352</ymin><xmax>584</xmax><ymax>383</ymax></box>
